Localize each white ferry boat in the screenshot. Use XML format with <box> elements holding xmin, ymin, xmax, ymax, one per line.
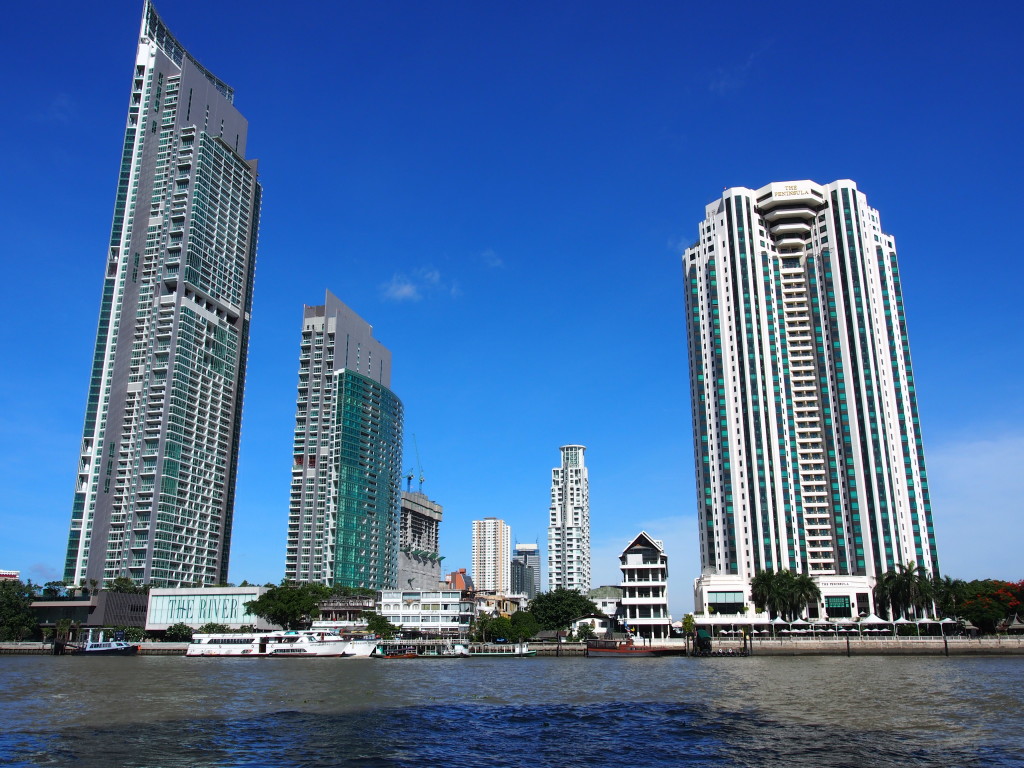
<box><xmin>186</xmin><ymin>630</ymin><xmax>356</xmax><ymax>657</ymax></box>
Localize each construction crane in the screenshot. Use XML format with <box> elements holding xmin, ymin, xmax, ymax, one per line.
<box><xmin>413</xmin><ymin>434</ymin><xmax>425</xmax><ymax>493</ymax></box>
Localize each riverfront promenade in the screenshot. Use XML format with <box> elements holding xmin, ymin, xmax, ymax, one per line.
<box><xmin>2</xmin><ymin>636</ymin><xmax>1022</xmax><ymax>656</ymax></box>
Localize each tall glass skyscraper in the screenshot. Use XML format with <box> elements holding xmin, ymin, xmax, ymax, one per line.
<box><xmin>683</xmin><ymin>180</ymin><xmax>937</xmax><ymax>618</ymax></box>
<box><xmin>285</xmin><ymin>291</ymin><xmax>403</xmax><ymax>589</ymax></box>
<box><xmin>64</xmin><ymin>2</ymin><xmax>261</xmax><ymax>588</ymax></box>
<box><xmin>512</xmin><ymin>542</ymin><xmax>541</xmax><ymax>599</ymax></box>
<box><xmin>547</xmin><ymin>445</ymin><xmax>591</xmax><ymax>593</ymax></box>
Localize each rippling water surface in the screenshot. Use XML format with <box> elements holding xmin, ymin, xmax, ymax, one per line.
<box><xmin>1</xmin><ymin>655</ymin><xmax>1021</xmax><ymax>767</ymax></box>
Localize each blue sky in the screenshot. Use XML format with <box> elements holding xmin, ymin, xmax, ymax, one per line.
<box><xmin>1</xmin><ymin>1</ymin><xmax>1021</xmax><ymax>616</ymax></box>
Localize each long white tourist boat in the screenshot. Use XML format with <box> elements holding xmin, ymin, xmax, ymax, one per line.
<box><xmin>187</xmin><ymin>630</ymin><xmax>371</xmax><ymax>657</ymax></box>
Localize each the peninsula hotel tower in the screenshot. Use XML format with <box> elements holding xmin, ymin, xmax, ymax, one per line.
<box><xmin>64</xmin><ymin>2</ymin><xmax>261</xmax><ymax>588</ymax></box>
<box><xmin>682</xmin><ymin>180</ymin><xmax>938</xmax><ymax>619</ymax></box>
<box><xmin>285</xmin><ymin>292</ymin><xmax>404</xmax><ymax>590</ymax></box>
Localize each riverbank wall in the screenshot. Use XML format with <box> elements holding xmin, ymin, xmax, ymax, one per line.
<box><xmin>2</xmin><ymin>637</ymin><xmax>1021</xmax><ymax>656</ymax></box>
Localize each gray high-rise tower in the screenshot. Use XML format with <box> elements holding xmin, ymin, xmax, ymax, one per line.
<box><xmin>64</xmin><ymin>2</ymin><xmax>261</xmax><ymax>588</ymax></box>
<box><xmin>683</xmin><ymin>180</ymin><xmax>937</xmax><ymax>617</ymax></box>
<box><xmin>285</xmin><ymin>292</ymin><xmax>403</xmax><ymax>589</ymax></box>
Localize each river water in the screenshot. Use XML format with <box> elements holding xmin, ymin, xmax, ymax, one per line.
<box><xmin>1</xmin><ymin>655</ymin><xmax>1021</xmax><ymax>767</ymax></box>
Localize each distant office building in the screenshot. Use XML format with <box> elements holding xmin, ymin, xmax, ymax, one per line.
<box><xmin>285</xmin><ymin>291</ymin><xmax>403</xmax><ymax>589</ymax></box>
<box><xmin>398</xmin><ymin>491</ymin><xmax>444</xmax><ymax>590</ymax></box>
<box><xmin>619</xmin><ymin>532</ymin><xmax>671</xmax><ymax>639</ymax></box>
<box><xmin>64</xmin><ymin>1</ymin><xmax>262</xmax><ymax>588</ymax></box>
<box><xmin>444</xmin><ymin>568</ymin><xmax>474</xmax><ymax>591</ymax></box>
<box><xmin>511</xmin><ymin>559</ymin><xmax>528</xmax><ymax>597</ymax></box>
<box><xmin>683</xmin><ymin>180</ymin><xmax>938</xmax><ymax>618</ymax></box>
<box><xmin>472</xmin><ymin>518</ymin><xmax>511</xmax><ymax>593</ymax></box>
<box><xmin>547</xmin><ymin>445</ymin><xmax>591</xmax><ymax>592</ymax></box>
<box><xmin>0</xmin><ymin>570</ymin><xmax>20</xmax><ymax>581</ymax></box>
<box><xmin>512</xmin><ymin>543</ymin><xmax>541</xmax><ymax>599</ymax></box>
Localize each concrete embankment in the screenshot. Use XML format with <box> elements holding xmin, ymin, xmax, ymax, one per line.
<box><xmin>0</xmin><ymin>642</ymin><xmax>189</xmax><ymax>656</ymax></box>
<box><xmin>717</xmin><ymin>637</ymin><xmax>1024</xmax><ymax>656</ymax></box>
<box><xmin>2</xmin><ymin>638</ymin><xmax>1021</xmax><ymax>656</ymax></box>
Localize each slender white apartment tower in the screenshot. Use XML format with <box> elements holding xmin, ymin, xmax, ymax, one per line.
<box><xmin>64</xmin><ymin>1</ymin><xmax>261</xmax><ymax>587</ymax></box>
<box><xmin>683</xmin><ymin>180</ymin><xmax>938</xmax><ymax>618</ymax></box>
<box><xmin>547</xmin><ymin>445</ymin><xmax>591</xmax><ymax>593</ymax></box>
<box><xmin>472</xmin><ymin>518</ymin><xmax>511</xmax><ymax>593</ymax></box>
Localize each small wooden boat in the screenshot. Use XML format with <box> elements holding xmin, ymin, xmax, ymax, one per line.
<box><xmin>373</xmin><ymin>645</ymin><xmax>418</xmax><ymax>659</ymax></box>
<box><xmin>586</xmin><ymin>639</ymin><xmax>685</xmax><ymax>657</ymax></box>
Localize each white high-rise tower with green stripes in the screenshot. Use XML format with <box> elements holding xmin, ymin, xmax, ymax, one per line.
<box><xmin>683</xmin><ymin>180</ymin><xmax>937</xmax><ymax>618</ymax></box>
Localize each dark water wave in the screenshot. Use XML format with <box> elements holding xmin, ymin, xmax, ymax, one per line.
<box><xmin>1</xmin><ymin>699</ymin><xmax>1018</xmax><ymax>768</ymax></box>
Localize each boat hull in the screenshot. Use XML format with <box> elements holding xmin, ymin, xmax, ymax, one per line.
<box><xmin>586</xmin><ymin>640</ymin><xmax>686</xmax><ymax>657</ymax></box>
<box><xmin>73</xmin><ymin>645</ymin><xmax>139</xmax><ymax>656</ymax></box>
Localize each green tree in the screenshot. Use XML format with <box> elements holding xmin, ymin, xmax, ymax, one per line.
<box><xmin>789</xmin><ymin>573</ymin><xmax>821</xmax><ymax>620</ymax></box>
<box><xmin>527</xmin><ymin>588</ymin><xmax>598</xmax><ymax>630</ymax></box>
<box><xmin>244</xmin><ymin>582</ymin><xmax>331</xmax><ymax>630</ymax></box>
<box><xmin>42</xmin><ymin>581</ymin><xmax>68</xmax><ymax>599</ymax></box>
<box><xmin>751</xmin><ymin>570</ymin><xmax>784</xmax><ymax>618</ymax></box>
<box><xmin>197</xmin><ymin>623</ymin><xmax>230</xmax><ymax>634</ymax></box>
<box><xmin>332</xmin><ymin>585</ymin><xmax>376</xmax><ymax>597</ymax></box>
<box><xmin>488</xmin><ymin>616</ymin><xmax>514</xmax><ymax>642</ymax></box>
<box><xmin>682</xmin><ymin>613</ymin><xmax>697</xmax><ymax>655</ymax></box>
<box><xmin>362</xmin><ymin>611</ymin><xmax>400</xmax><ymax>639</ymax></box>
<box><xmin>110</xmin><ymin>626</ymin><xmax>146</xmax><ymax>642</ymax></box>
<box><xmin>509</xmin><ymin>610</ymin><xmax>540</xmax><ymax>642</ymax></box>
<box><xmin>932</xmin><ymin>575</ymin><xmax>967</xmax><ymax>618</ymax></box>
<box><xmin>575</xmin><ymin>622</ymin><xmax>596</xmax><ymax>641</ymax></box>
<box><xmin>875</xmin><ymin>562</ymin><xmax>933</xmax><ymax>619</ymax></box>
<box><xmin>106</xmin><ymin>576</ymin><xmax>145</xmax><ymax>594</ymax></box>
<box><xmin>750</xmin><ymin>570</ymin><xmax>820</xmax><ymax>620</ymax></box>
<box><xmin>958</xmin><ymin>579</ymin><xmax>1023</xmax><ymax>633</ymax></box>
<box><xmin>164</xmin><ymin>622</ymin><xmax>194</xmax><ymax>642</ymax></box>
<box><xmin>0</xmin><ymin>579</ymin><xmax>37</xmax><ymax>641</ymax></box>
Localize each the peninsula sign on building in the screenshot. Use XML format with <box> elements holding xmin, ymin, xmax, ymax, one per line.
<box><xmin>146</xmin><ymin>587</ymin><xmax>276</xmax><ymax>631</ymax></box>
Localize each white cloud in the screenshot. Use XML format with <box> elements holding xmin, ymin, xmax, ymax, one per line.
<box><xmin>34</xmin><ymin>93</ymin><xmax>77</xmax><ymax>124</ymax></box>
<box><xmin>926</xmin><ymin>432</ymin><xmax>1024</xmax><ymax>581</ymax></box>
<box><xmin>707</xmin><ymin>43</ymin><xmax>771</xmax><ymax>95</ymax></box>
<box><xmin>481</xmin><ymin>248</ymin><xmax>504</xmax><ymax>268</ymax></box>
<box><xmin>381</xmin><ymin>275</ymin><xmax>421</xmax><ymax>302</ymax></box>
<box><xmin>380</xmin><ymin>267</ymin><xmax>458</xmax><ymax>302</ymax></box>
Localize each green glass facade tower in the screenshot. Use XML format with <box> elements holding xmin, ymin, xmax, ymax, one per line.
<box><xmin>65</xmin><ymin>1</ymin><xmax>261</xmax><ymax>588</ymax></box>
<box><xmin>286</xmin><ymin>292</ymin><xmax>403</xmax><ymax>589</ymax></box>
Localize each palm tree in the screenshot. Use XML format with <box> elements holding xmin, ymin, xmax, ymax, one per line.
<box><xmin>789</xmin><ymin>573</ymin><xmax>821</xmax><ymax>620</ymax></box>
<box><xmin>875</xmin><ymin>562</ymin><xmax>933</xmax><ymax>619</ymax></box>
<box><xmin>932</xmin><ymin>575</ymin><xmax>966</xmax><ymax>618</ymax></box>
<box><xmin>751</xmin><ymin>570</ymin><xmax>782</xmax><ymax>618</ymax></box>
<box><xmin>751</xmin><ymin>569</ymin><xmax>821</xmax><ymax>621</ymax></box>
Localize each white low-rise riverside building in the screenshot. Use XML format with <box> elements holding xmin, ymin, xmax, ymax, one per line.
<box><xmin>379</xmin><ymin>590</ymin><xmax>475</xmax><ymax>637</ymax></box>
<box><xmin>619</xmin><ymin>532</ymin><xmax>672</xmax><ymax>639</ymax></box>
